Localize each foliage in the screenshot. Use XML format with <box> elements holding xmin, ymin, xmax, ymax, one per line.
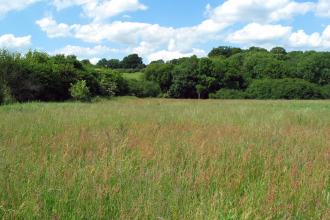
<box><xmin>100</xmin><ymin>74</ymin><xmax>117</xmax><ymax>97</ymax></box>
<box><xmin>128</xmin><ymin>79</ymin><xmax>161</xmax><ymax>97</ymax></box>
<box><xmin>210</xmin><ymin>89</ymin><xmax>247</xmax><ymax>99</ymax></box>
<box><xmin>121</xmin><ymin>54</ymin><xmax>144</xmax><ymax>69</ymax></box>
<box><xmin>69</xmin><ymin>80</ymin><xmax>91</xmax><ymax>102</ymax></box>
<box><xmin>144</xmin><ymin>63</ymin><xmax>173</xmax><ymax>92</ymax></box>
<box><xmin>0</xmin><ymin>81</ymin><xmax>3</xmax><ymax>104</ymax></box>
<box><xmin>321</xmin><ymin>84</ymin><xmax>330</xmax><ymax>98</ymax></box>
<box><xmin>246</xmin><ymin>78</ymin><xmax>323</xmax><ymax>99</ymax></box>
<box><xmin>1</xmin><ymin>46</ymin><xmax>330</xmax><ymax>102</ymax></box>
<box><xmin>208</xmin><ymin>46</ymin><xmax>242</xmax><ymax>58</ymax></box>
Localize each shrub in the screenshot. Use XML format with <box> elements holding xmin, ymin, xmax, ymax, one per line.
<box><xmin>2</xmin><ymin>84</ymin><xmax>15</xmax><ymax>104</ymax></box>
<box><xmin>321</xmin><ymin>85</ymin><xmax>330</xmax><ymax>99</ymax></box>
<box><xmin>128</xmin><ymin>80</ymin><xmax>161</xmax><ymax>98</ymax></box>
<box><xmin>69</xmin><ymin>80</ymin><xmax>91</xmax><ymax>102</ymax></box>
<box><xmin>0</xmin><ymin>81</ymin><xmax>3</xmax><ymax>104</ymax></box>
<box><xmin>209</xmin><ymin>89</ymin><xmax>247</xmax><ymax>99</ymax></box>
<box><xmin>99</xmin><ymin>73</ymin><xmax>118</xmax><ymax>97</ymax></box>
<box><xmin>246</xmin><ymin>78</ymin><xmax>323</xmax><ymax>99</ymax></box>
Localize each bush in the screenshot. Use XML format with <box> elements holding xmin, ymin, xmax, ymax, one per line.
<box><xmin>69</xmin><ymin>80</ymin><xmax>91</xmax><ymax>102</ymax></box>
<box><xmin>321</xmin><ymin>85</ymin><xmax>330</xmax><ymax>99</ymax></box>
<box><xmin>0</xmin><ymin>82</ymin><xmax>3</xmax><ymax>104</ymax></box>
<box><xmin>99</xmin><ymin>73</ymin><xmax>118</xmax><ymax>97</ymax></box>
<box><xmin>209</xmin><ymin>89</ymin><xmax>247</xmax><ymax>99</ymax></box>
<box><xmin>246</xmin><ymin>78</ymin><xmax>323</xmax><ymax>99</ymax></box>
<box><xmin>128</xmin><ymin>80</ymin><xmax>161</xmax><ymax>98</ymax></box>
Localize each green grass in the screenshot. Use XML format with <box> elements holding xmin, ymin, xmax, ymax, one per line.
<box><xmin>0</xmin><ymin>99</ymin><xmax>329</xmax><ymax>219</ymax></box>
<box><xmin>121</xmin><ymin>72</ymin><xmax>144</xmax><ymax>80</ymax></box>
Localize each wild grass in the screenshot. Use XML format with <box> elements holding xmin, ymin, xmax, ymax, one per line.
<box><xmin>122</xmin><ymin>72</ymin><xmax>144</xmax><ymax>80</ymax></box>
<box><xmin>0</xmin><ymin>98</ymin><xmax>329</xmax><ymax>219</ymax></box>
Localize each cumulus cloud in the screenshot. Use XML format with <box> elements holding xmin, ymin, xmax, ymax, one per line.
<box><xmin>208</xmin><ymin>0</ymin><xmax>314</xmax><ymax>24</ymax></box>
<box><xmin>36</xmin><ymin>17</ymin><xmax>72</xmax><ymax>38</ymax></box>
<box><xmin>0</xmin><ymin>34</ymin><xmax>31</xmax><ymax>49</ymax></box>
<box><xmin>226</xmin><ymin>22</ymin><xmax>330</xmax><ymax>50</ymax></box>
<box><xmin>52</xmin><ymin>0</ymin><xmax>147</xmax><ymax>21</ymax></box>
<box><xmin>52</xmin><ymin>45</ymin><xmax>119</xmax><ymax>63</ymax></box>
<box><xmin>34</xmin><ymin>0</ymin><xmax>330</xmax><ymax>62</ymax></box>
<box><xmin>0</xmin><ymin>0</ymin><xmax>41</xmax><ymax>18</ymax></box>
<box><xmin>227</xmin><ymin>23</ymin><xmax>292</xmax><ymax>44</ymax></box>
<box><xmin>36</xmin><ymin>16</ymin><xmax>226</xmax><ymax>55</ymax></box>
<box><xmin>147</xmin><ymin>48</ymin><xmax>206</xmax><ymax>63</ymax></box>
<box><xmin>289</xmin><ymin>26</ymin><xmax>330</xmax><ymax>49</ymax></box>
<box><xmin>316</xmin><ymin>0</ymin><xmax>330</xmax><ymax>17</ymax></box>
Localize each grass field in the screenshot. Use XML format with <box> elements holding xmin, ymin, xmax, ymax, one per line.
<box><xmin>122</xmin><ymin>72</ymin><xmax>144</xmax><ymax>80</ymax></box>
<box><xmin>0</xmin><ymin>98</ymin><xmax>329</xmax><ymax>219</ymax></box>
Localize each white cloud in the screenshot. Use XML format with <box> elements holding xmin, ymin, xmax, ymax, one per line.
<box><xmin>52</xmin><ymin>45</ymin><xmax>119</xmax><ymax>63</ymax></box>
<box><xmin>227</xmin><ymin>23</ymin><xmax>292</xmax><ymax>44</ymax></box>
<box><xmin>226</xmin><ymin>22</ymin><xmax>330</xmax><ymax>50</ymax></box>
<box><xmin>0</xmin><ymin>0</ymin><xmax>41</xmax><ymax>18</ymax></box>
<box><xmin>147</xmin><ymin>48</ymin><xmax>206</xmax><ymax>63</ymax></box>
<box><xmin>52</xmin><ymin>0</ymin><xmax>91</xmax><ymax>10</ymax></box>
<box><xmin>0</xmin><ymin>34</ymin><xmax>31</xmax><ymax>49</ymax></box>
<box><xmin>36</xmin><ymin>17</ymin><xmax>225</xmax><ymax>56</ymax></box>
<box><xmin>316</xmin><ymin>0</ymin><xmax>330</xmax><ymax>17</ymax></box>
<box><xmin>36</xmin><ymin>17</ymin><xmax>72</xmax><ymax>38</ymax></box>
<box><xmin>209</xmin><ymin>0</ymin><xmax>314</xmax><ymax>24</ymax></box>
<box><xmin>289</xmin><ymin>26</ymin><xmax>330</xmax><ymax>49</ymax></box>
<box><xmin>52</xmin><ymin>0</ymin><xmax>147</xmax><ymax>21</ymax></box>
<box><xmin>37</xmin><ymin>0</ymin><xmax>330</xmax><ymax>62</ymax></box>
<box><xmin>289</xmin><ymin>30</ymin><xmax>322</xmax><ymax>48</ymax></box>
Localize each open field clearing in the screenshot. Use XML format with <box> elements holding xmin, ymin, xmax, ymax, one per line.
<box><xmin>0</xmin><ymin>98</ymin><xmax>329</xmax><ymax>219</ymax></box>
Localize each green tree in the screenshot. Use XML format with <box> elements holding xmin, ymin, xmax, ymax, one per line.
<box><xmin>270</xmin><ymin>47</ymin><xmax>287</xmax><ymax>60</ymax></box>
<box><xmin>97</xmin><ymin>58</ymin><xmax>109</xmax><ymax>68</ymax></box>
<box><xmin>208</xmin><ymin>46</ymin><xmax>242</xmax><ymax>58</ymax></box>
<box><xmin>99</xmin><ymin>72</ymin><xmax>118</xmax><ymax>97</ymax></box>
<box><xmin>144</xmin><ymin>63</ymin><xmax>173</xmax><ymax>92</ymax></box>
<box><xmin>108</xmin><ymin>59</ymin><xmax>121</xmax><ymax>69</ymax></box>
<box><xmin>128</xmin><ymin>79</ymin><xmax>161</xmax><ymax>97</ymax></box>
<box><xmin>196</xmin><ymin>84</ymin><xmax>206</xmax><ymax>99</ymax></box>
<box><xmin>121</xmin><ymin>54</ymin><xmax>144</xmax><ymax>69</ymax></box>
<box><xmin>168</xmin><ymin>56</ymin><xmax>199</xmax><ymax>98</ymax></box>
<box><xmin>210</xmin><ymin>89</ymin><xmax>246</xmax><ymax>99</ymax></box>
<box><xmin>69</xmin><ymin>80</ymin><xmax>91</xmax><ymax>102</ymax></box>
<box><xmin>247</xmin><ymin>78</ymin><xmax>323</xmax><ymax>99</ymax></box>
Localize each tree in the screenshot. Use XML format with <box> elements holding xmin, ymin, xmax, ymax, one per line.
<box><xmin>208</xmin><ymin>46</ymin><xmax>242</xmax><ymax>58</ymax></box>
<box><xmin>168</xmin><ymin>56</ymin><xmax>199</xmax><ymax>98</ymax></box>
<box><xmin>97</xmin><ymin>58</ymin><xmax>108</xmax><ymax>68</ymax></box>
<box><xmin>150</xmin><ymin>60</ymin><xmax>165</xmax><ymax>65</ymax></box>
<box><xmin>81</xmin><ymin>59</ymin><xmax>91</xmax><ymax>65</ymax></box>
<box><xmin>270</xmin><ymin>47</ymin><xmax>287</xmax><ymax>60</ymax></box>
<box><xmin>128</xmin><ymin>79</ymin><xmax>161</xmax><ymax>97</ymax></box>
<box><xmin>144</xmin><ymin>63</ymin><xmax>173</xmax><ymax>92</ymax></box>
<box><xmin>248</xmin><ymin>47</ymin><xmax>268</xmax><ymax>52</ymax></box>
<box><xmin>196</xmin><ymin>84</ymin><xmax>206</xmax><ymax>99</ymax></box>
<box><xmin>99</xmin><ymin>72</ymin><xmax>119</xmax><ymax>97</ymax></box>
<box><xmin>0</xmin><ymin>80</ymin><xmax>3</xmax><ymax>104</ymax></box>
<box><xmin>108</xmin><ymin>59</ymin><xmax>121</xmax><ymax>69</ymax></box>
<box><xmin>246</xmin><ymin>78</ymin><xmax>323</xmax><ymax>99</ymax></box>
<box><xmin>210</xmin><ymin>89</ymin><xmax>246</xmax><ymax>99</ymax></box>
<box><xmin>70</xmin><ymin>80</ymin><xmax>91</xmax><ymax>102</ymax></box>
<box><xmin>121</xmin><ymin>54</ymin><xmax>144</xmax><ymax>69</ymax></box>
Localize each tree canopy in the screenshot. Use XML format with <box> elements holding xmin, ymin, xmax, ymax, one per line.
<box><xmin>1</xmin><ymin>46</ymin><xmax>330</xmax><ymax>104</ymax></box>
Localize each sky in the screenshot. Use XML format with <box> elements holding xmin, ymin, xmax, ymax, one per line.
<box><xmin>0</xmin><ymin>0</ymin><xmax>330</xmax><ymax>63</ymax></box>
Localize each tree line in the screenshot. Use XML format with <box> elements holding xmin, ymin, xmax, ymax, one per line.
<box><xmin>1</xmin><ymin>46</ymin><xmax>330</xmax><ymax>104</ymax></box>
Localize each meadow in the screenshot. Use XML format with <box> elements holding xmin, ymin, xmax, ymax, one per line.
<box><xmin>0</xmin><ymin>98</ymin><xmax>329</xmax><ymax>219</ymax></box>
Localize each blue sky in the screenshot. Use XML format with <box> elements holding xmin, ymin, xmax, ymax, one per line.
<box><xmin>0</xmin><ymin>0</ymin><xmax>330</xmax><ymax>63</ymax></box>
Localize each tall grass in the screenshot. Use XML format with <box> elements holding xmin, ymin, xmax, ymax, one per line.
<box><xmin>0</xmin><ymin>99</ymin><xmax>329</xmax><ymax>219</ymax></box>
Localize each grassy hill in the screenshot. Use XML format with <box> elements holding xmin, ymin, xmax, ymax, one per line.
<box><xmin>0</xmin><ymin>99</ymin><xmax>329</xmax><ymax>219</ymax></box>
